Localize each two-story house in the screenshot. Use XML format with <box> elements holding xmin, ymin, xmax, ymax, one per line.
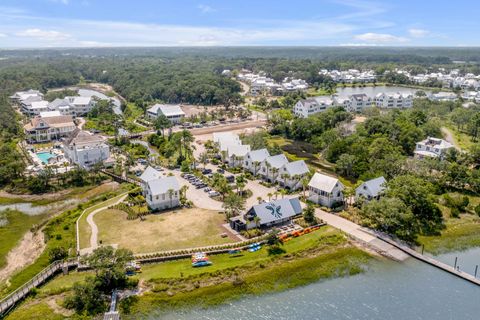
<box><xmin>308</xmin><ymin>172</ymin><xmax>344</xmax><ymax>208</ymax></box>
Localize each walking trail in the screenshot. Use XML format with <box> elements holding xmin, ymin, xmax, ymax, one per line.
<box><xmin>86</xmin><ymin>194</ymin><xmax>128</xmax><ymax>251</ymax></box>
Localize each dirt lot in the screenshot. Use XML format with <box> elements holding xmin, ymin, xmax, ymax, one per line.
<box><xmin>94</xmin><ymin>207</ymin><xmax>235</xmax><ymax>253</ymax></box>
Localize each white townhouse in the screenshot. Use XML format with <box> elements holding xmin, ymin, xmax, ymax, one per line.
<box><xmin>63</xmin><ymin>129</ymin><xmax>110</xmax><ymax>168</ymax></box>
<box><xmin>259</xmin><ymin>154</ymin><xmax>289</xmax><ymax>183</ymax></box>
<box><xmin>48</xmin><ymin>98</ymin><xmax>74</xmax><ymax>116</ymax></box>
<box><xmin>308</xmin><ymin>172</ymin><xmax>344</xmax><ymax>208</ymax></box>
<box><xmin>21</xmin><ymin>100</ymin><xmax>50</xmax><ymax>116</ymax></box>
<box><xmin>414</xmin><ymin>137</ymin><xmax>454</xmax><ymax>159</ymax></box>
<box><xmin>293</xmin><ymin>97</ymin><xmax>334</xmax><ymax>118</ymax></box>
<box><xmin>144</xmin><ymin>176</ymin><xmax>180</xmax><ymax>211</ymax></box>
<box><xmin>355</xmin><ymin>176</ymin><xmax>387</xmax><ymax>202</ymax></box>
<box><xmin>348</xmin><ymin>94</ymin><xmax>373</xmax><ymax>112</ymax></box>
<box><xmin>147</xmin><ymin>104</ymin><xmax>185</xmax><ymax>124</ymax></box>
<box><xmin>243</xmin><ymin>148</ymin><xmax>270</xmax><ymax>175</ymax></box>
<box><xmin>333</xmin><ymin>96</ymin><xmax>351</xmax><ymax>110</ymax></box>
<box><xmin>10</xmin><ymin>89</ymin><xmax>44</xmax><ymax>107</ymax></box>
<box><xmin>428</xmin><ymin>92</ymin><xmax>458</xmax><ymax>102</ymax></box>
<box><xmin>213</xmin><ymin>132</ymin><xmax>242</xmax><ymax>159</ymax></box>
<box><xmin>375</xmin><ymin>92</ymin><xmax>413</xmax><ymax>109</ymax></box>
<box><xmin>226</xmin><ymin>144</ymin><xmax>251</xmax><ymax>168</ymax></box>
<box><xmin>65</xmin><ymin>96</ymin><xmax>95</xmax><ymax>116</ymax></box>
<box><xmin>139</xmin><ymin>166</ymin><xmax>163</xmax><ymax>190</ymax></box>
<box><xmin>23</xmin><ymin>113</ymin><xmax>76</xmax><ymax>143</ymax></box>
<box><xmin>276</xmin><ymin>160</ymin><xmax>309</xmax><ymax>190</ymax></box>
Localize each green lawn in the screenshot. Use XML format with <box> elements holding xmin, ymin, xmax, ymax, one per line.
<box><xmin>78</xmin><ymin>192</ymin><xmax>131</xmax><ymax>250</ymax></box>
<box><xmin>0</xmin><ymin>210</ymin><xmax>46</xmax><ymax>269</ymax></box>
<box><xmin>4</xmin><ymin>301</ymin><xmax>65</xmax><ymax>320</ymax></box>
<box><xmin>446</xmin><ymin>125</ymin><xmax>474</xmax><ymax>150</ymax></box>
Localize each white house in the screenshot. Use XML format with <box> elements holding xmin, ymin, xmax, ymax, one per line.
<box><xmin>226</xmin><ymin>144</ymin><xmax>251</xmax><ymax>167</ymax></box>
<box><xmin>65</xmin><ymin>96</ymin><xmax>95</xmax><ymax>116</ymax></box>
<box><xmin>24</xmin><ymin>114</ymin><xmax>76</xmax><ymax>143</ymax></box>
<box><xmin>139</xmin><ymin>166</ymin><xmax>162</xmax><ymax>189</ymax></box>
<box><xmin>348</xmin><ymin>94</ymin><xmax>373</xmax><ymax>112</ymax></box>
<box><xmin>63</xmin><ymin>129</ymin><xmax>110</xmax><ymax>168</ymax></box>
<box><xmin>144</xmin><ymin>176</ymin><xmax>180</xmax><ymax>211</ymax></box>
<box><xmin>308</xmin><ymin>172</ymin><xmax>344</xmax><ymax>208</ymax></box>
<box><xmin>147</xmin><ymin>104</ymin><xmax>185</xmax><ymax>124</ymax></box>
<box><xmin>414</xmin><ymin>137</ymin><xmax>454</xmax><ymax>159</ymax></box>
<box><xmin>293</xmin><ymin>97</ymin><xmax>334</xmax><ymax>118</ymax></box>
<box><xmin>21</xmin><ymin>100</ymin><xmax>49</xmax><ymax>116</ymax></box>
<box><xmin>276</xmin><ymin>160</ymin><xmax>309</xmax><ymax>190</ymax></box>
<box><xmin>259</xmin><ymin>154</ymin><xmax>289</xmax><ymax>182</ymax></box>
<box><xmin>11</xmin><ymin>90</ymin><xmax>44</xmax><ymax>110</ymax></box>
<box><xmin>243</xmin><ymin>148</ymin><xmax>270</xmax><ymax>175</ymax></box>
<box><xmin>428</xmin><ymin>92</ymin><xmax>458</xmax><ymax>102</ymax></box>
<box><xmin>355</xmin><ymin>176</ymin><xmax>387</xmax><ymax>201</ymax></box>
<box><xmin>375</xmin><ymin>92</ymin><xmax>413</xmax><ymax>109</ymax></box>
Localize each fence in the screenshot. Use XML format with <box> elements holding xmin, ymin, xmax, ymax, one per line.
<box><xmin>0</xmin><ymin>259</ymin><xmax>77</xmax><ymax>316</ymax></box>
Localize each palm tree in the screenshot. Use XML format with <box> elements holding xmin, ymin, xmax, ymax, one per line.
<box><xmin>253</xmin><ymin>216</ymin><xmax>261</xmax><ymax>229</ymax></box>
<box><xmin>267</xmin><ymin>192</ymin><xmax>273</xmax><ymax>202</ymax></box>
<box><xmin>265</xmin><ymin>162</ymin><xmax>271</xmax><ymax>182</ymax></box>
<box><xmin>280</xmin><ymin>189</ymin><xmax>287</xmax><ymax>199</ymax></box>
<box><xmin>257</xmin><ymin>196</ymin><xmax>263</xmax><ymax>204</ymax></box>
<box><xmin>222</xmin><ymin>192</ymin><xmax>245</xmax><ymax>218</ymax></box>
<box><xmin>301</xmin><ymin>177</ymin><xmax>310</xmax><ymax>199</ymax></box>
<box><xmin>199</xmin><ymin>152</ymin><xmax>208</xmax><ymax>170</ymax></box>
<box><xmin>180</xmin><ymin>185</ymin><xmax>189</xmax><ymax>204</ymax></box>
<box><xmin>181</xmin><ymin>129</ymin><xmax>194</xmax><ymax>159</ymax></box>
<box><xmin>253</xmin><ymin>161</ymin><xmax>260</xmax><ymax>176</ymax></box>
<box><xmin>168</xmin><ymin>188</ymin><xmax>175</xmax><ymax>208</ymax></box>
<box><xmin>271</xmin><ymin>167</ymin><xmax>279</xmax><ymax>184</ymax></box>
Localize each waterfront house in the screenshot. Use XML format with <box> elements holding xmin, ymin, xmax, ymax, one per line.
<box><xmin>355</xmin><ymin>176</ymin><xmax>387</xmax><ymax>202</ymax></box>
<box><xmin>414</xmin><ymin>137</ymin><xmax>454</xmax><ymax>159</ymax></box>
<box><xmin>147</xmin><ymin>104</ymin><xmax>185</xmax><ymax>124</ymax></box>
<box><xmin>24</xmin><ymin>113</ymin><xmax>76</xmax><ymax>143</ymax></box>
<box><xmin>308</xmin><ymin>172</ymin><xmax>344</xmax><ymax>208</ymax></box>
<box><xmin>375</xmin><ymin>92</ymin><xmax>413</xmax><ymax>109</ymax></box>
<box><xmin>144</xmin><ymin>176</ymin><xmax>180</xmax><ymax>211</ymax></box>
<box><xmin>229</xmin><ymin>197</ymin><xmax>302</xmax><ymax>231</ymax></box>
<box><xmin>139</xmin><ymin>166</ymin><xmax>162</xmax><ymax>189</ymax></box>
<box><xmin>63</xmin><ymin>129</ymin><xmax>110</xmax><ymax>168</ymax></box>
<box><xmin>293</xmin><ymin>97</ymin><xmax>334</xmax><ymax>118</ymax></box>
<box><xmin>259</xmin><ymin>154</ymin><xmax>289</xmax><ymax>183</ymax></box>
<box><xmin>276</xmin><ymin>160</ymin><xmax>310</xmax><ymax>190</ymax></box>
<box><xmin>348</xmin><ymin>94</ymin><xmax>373</xmax><ymax>112</ymax></box>
<box><xmin>243</xmin><ymin>148</ymin><xmax>270</xmax><ymax>175</ymax></box>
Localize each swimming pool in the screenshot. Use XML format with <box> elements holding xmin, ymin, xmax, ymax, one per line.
<box><xmin>36</xmin><ymin>152</ymin><xmax>55</xmax><ymax>164</ymax></box>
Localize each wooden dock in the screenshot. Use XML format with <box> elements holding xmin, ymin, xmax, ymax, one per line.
<box><xmin>372</xmin><ymin>231</ymin><xmax>480</xmax><ymax>286</ymax></box>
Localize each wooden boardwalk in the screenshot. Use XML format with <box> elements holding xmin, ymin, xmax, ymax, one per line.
<box><xmin>372</xmin><ymin>231</ymin><xmax>480</xmax><ymax>286</ymax></box>
<box><xmin>0</xmin><ymin>260</ymin><xmax>77</xmax><ymax>316</ymax></box>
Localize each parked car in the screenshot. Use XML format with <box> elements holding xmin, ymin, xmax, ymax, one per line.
<box><xmin>203</xmin><ymin>187</ymin><xmax>212</xmax><ymax>192</ymax></box>
<box><xmin>208</xmin><ymin>191</ymin><xmax>220</xmax><ymax>197</ymax></box>
<box><xmin>226</xmin><ymin>175</ymin><xmax>235</xmax><ymax>183</ymax></box>
<box><xmin>202</xmin><ymin>169</ymin><xmax>212</xmax><ymax>175</ymax></box>
<box><xmin>217</xmin><ymin>168</ymin><xmax>225</xmax><ymax>174</ymax></box>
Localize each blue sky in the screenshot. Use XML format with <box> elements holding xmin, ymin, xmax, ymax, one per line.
<box><xmin>0</xmin><ymin>0</ymin><xmax>478</xmax><ymax>47</ymax></box>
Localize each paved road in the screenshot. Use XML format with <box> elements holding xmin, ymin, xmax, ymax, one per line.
<box><xmin>441</xmin><ymin>127</ymin><xmax>460</xmax><ymax>150</ymax></box>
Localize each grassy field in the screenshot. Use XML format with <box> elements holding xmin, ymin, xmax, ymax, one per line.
<box><xmin>78</xmin><ymin>192</ymin><xmax>132</xmax><ymax>250</ymax></box>
<box><xmin>446</xmin><ymin>125</ymin><xmax>474</xmax><ymax>150</ymax></box>
<box><xmin>94</xmin><ymin>207</ymin><xmax>233</xmax><ymax>253</ymax></box>
<box><xmin>8</xmin><ymin>227</ymin><xmax>372</xmax><ymax>319</ymax></box>
<box><xmin>0</xmin><ymin>210</ymin><xmax>45</xmax><ymax>269</ymax></box>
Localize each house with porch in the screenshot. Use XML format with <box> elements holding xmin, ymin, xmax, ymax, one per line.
<box><xmin>308</xmin><ymin>172</ymin><xmax>344</xmax><ymax>208</ymax></box>
<box><xmin>243</xmin><ymin>148</ymin><xmax>270</xmax><ymax>175</ymax></box>
<box><xmin>24</xmin><ymin>113</ymin><xmax>76</xmax><ymax>143</ymax></box>
<box><xmin>414</xmin><ymin>137</ymin><xmax>454</xmax><ymax>159</ymax></box>
<box><xmin>147</xmin><ymin>104</ymin><xmax>185</xmax><ymax>124</ymax></box>
<box><xmin>355</xmin><ymin>176</ymin><xmax>387</xmax><ymax>202</ymax></box>
<box><xmin>259</xmin><ymin>154</ymin><xmax>289</xmax><ymax>183</ymax></box>
<box><xmin>139</xmin><ymin>166</ymin><xmax>162</xmax><ymax>189</ymax></box>
<box><xmin>144</xmin><ymin>176</ymin><xmax>180</xmax><ymax>211</ymax></box>
<box><xmin>276</xmin><ymin>160</ymin><xmax>309</xmax><ymax>190</ymax></box>
<box><xmin>229</xmin><ymin>197</ymin><xmax>302</xmax><ymax>231</ymax></box>
<box><xmin>63</xmin><ymin>129</ymin><xmax>110</xmax><ymax>168</ymax></box>
<box><xmin>226</xmin><ymin>144</ymin><xmax>251</xmax><ymax>167</ymax></box>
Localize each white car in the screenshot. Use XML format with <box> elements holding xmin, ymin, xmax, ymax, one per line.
<box><xmin>208</xmin><ymin>191</ymin><xmax>220</xmax><ymax>197</ymax></box>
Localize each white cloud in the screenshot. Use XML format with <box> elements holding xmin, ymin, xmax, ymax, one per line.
<box><xmin>408</xmin><ymin>28</ymin><xmax>429</xmax><ymax>38</ymax></box>
<box><xmin>16</xmin><ymin>28</ymin><xmax>72</xmax><ymax>41</ymax></box>
<box><xmin>354</xmin><ymin>32</ymin><xmax>408</xmax><ymax>43</ymax></box>
<box><xmin>0</xmin><ymin>33</ymin><xmax>6</xmax><ymax>38</ymax></box>
<box><xmin>50</xmin><ymin>0</ymin><xmax>70</xmax><ymax>4</ymax></box>
<box><xmin>197</xmin><ymin>4</ymin><xmax>215</xmax><ymax>13</ymax></box>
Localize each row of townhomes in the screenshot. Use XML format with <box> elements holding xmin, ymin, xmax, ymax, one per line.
<box><xmin>237</xmin><ymin>70</ymin><xmax>308</xmax><ymax>96</ymax></box>
<box><xmin>11</xmin><ymin>89</ymin><xmax>96</xmax><ymax>117</ymax></box>
<box><xmin>293</xmin><ymin>92</ymin><xmax>413</xmax><ymax>118</ymax></box>
<box><xmin>213</xmin><ymin>132</ymin><xmax>310</xmax><ymax>190</ymax></box>
<box><xmin>139</xmin><ymin>166</ymin><xmax>181</xmax><ymax>211</ymax></box>
<box><xmin>147</xmin><ymin>103</ymin><xmax>186</xmax><ymax>124</ymax></box>
<box><xmin>393</xmin><ymin>68</ymin><xmax>480</xmax><ymax>90</ymax></box>
<box><xmin>319</xmin><ymin>69</ymin><xmax>377</xmax><ymax>83</ymax></box>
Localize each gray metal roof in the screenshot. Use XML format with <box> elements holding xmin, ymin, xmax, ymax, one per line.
<box><xmin>249</xmin><ymin>197</ymin><xmax>302</xmax><ymax>225</ymax></box>
<box><xmin>308</xmin><ymin>172</ymin><xmax>343</xmax><ymax>193</ymax></box>
<box><xmin>265</xmin><ymin>154</ymin><xmax>288</xmax><ymax>169</ymax></box>
<box><xmin>147</xmin><ymin>104</ymin><xmax>185</xmax><ymax>117</ymax></box>
<box><xmin>246</xmin><ymin>148</ymin><xmax>270</xmax><ymax>163</ymax></box>
<box><xmin>357</xmin><ymin>176</ymin><xmax>386</xmax><ymax>197</ymax></box>
<box><xmin>139</xmin><ymin>166</ymin><xmax>161</xmax><ymax>183</ymax></box>
<box><xmin>147</xmin><ymin>176</ymin><xmax>180</xmax><ymax>196</ymax></box>
<box><xmin>282</xmin><ymin>160</ymin><xmax>309</xmax><ymax>176</ymax></box>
